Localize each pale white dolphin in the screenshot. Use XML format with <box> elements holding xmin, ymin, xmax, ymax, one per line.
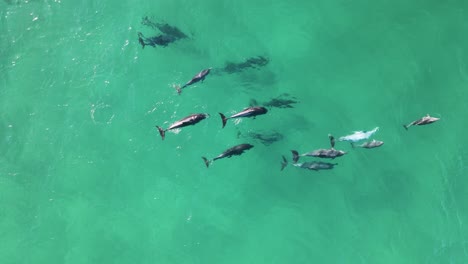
<box><xmin>339</xmin><ymin>127</ymin><xmax>379</xmax><ymax>143</ymax></box>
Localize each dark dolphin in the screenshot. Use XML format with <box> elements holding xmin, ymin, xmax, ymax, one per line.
<box><xmin>156</xmin><ymin>113</ymin><xmax>208</xmax><ymax>140</ymax></box>
<box><xmin>219</xmin><ymin>106</ymin><xmax>268</xmax><ymax>128</ymax></box>
<box><xmin>202</xmin><ymin>143</ymin><xmax>254</xmax><ymax>168</ymax></box>
<box><xmin>403</xmin><ymin>114</ymin><xmax>440</xmax><ymax>130</ymax></box>
<box><xmin>175</xmin><ymin>68</ymin><xmax>211</xmax><ymax>94</ymax></box>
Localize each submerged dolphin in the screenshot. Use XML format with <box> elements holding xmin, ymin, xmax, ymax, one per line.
<box><xmin>291</xmin><ymin>134</ymin><xmax>346</xmax><ymax>163</ymax></box>
<box><xmin>293</xmin><ymin>161</ymin><xmax>338</xmax><ymax>171</ymax></box>
<box><xmin>403</xmin><ymin>114</ymin><xmax>440</xmax><ymax>130</ymax></box>
<box><xmin>352</xmin><ymin>139</ymin><xmax>384</xmax><ymax>149</ymax></box>
<box><xmin>291</xmin><ymin>149</ymin><xmax>346</xmax><ymax>163</ymax></box>
<box><xmin>339</xmin><ymin>127</ymin><xmax>379</xmax><ymax>143</ymax></box>
<box><xmin>219</xmin><ymin>106</ymin><xmax>268</xmax><ymax>128</ymax></box>
<box><xmin>202</xmin><ymin>143</ymin><xmax>254</xmax><ymax>168</ymax></box>
<box><xmin>156</xmin><ymin>113</ymin><xmax>209</xmax><ymax>140</ymax></box>
<box><xmin>175</xmin><ymin>68</ymin><xmax>211</xmax><ymax>94</ymax></box>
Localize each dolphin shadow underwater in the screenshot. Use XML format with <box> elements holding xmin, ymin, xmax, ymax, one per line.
<box><xmin>210</xmin><ymin>56</ymin><xmax>270</xmax><ymax>76</ymax></box>
<box><xmin>250</xmin><ymin>93</ymin><xmax>299</xmax><ymax>109</ymax></box>
<box><xmin>138</xmin><ymin>17</ymin><xmax>188</xmax><ymax>49</ymax></box>
<box><xmin>222</xmin><ymin>56</ymin><xmax>269</xmax><ymax>74</ymax></box>
<box><xmin>141</xmin><ymin>16</ymin><xmax>188</xmax><ymax>39</ymax></box>
<box><xmin>237</xmin><ymin>130</ymin><xmax>284</xmax><ymax>146</ymax></box>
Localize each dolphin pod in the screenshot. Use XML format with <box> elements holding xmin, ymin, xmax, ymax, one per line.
<box><xmin>139</xmin><ymin>17</ymin><xmax>441</xmax><ymax>170</ymax></box>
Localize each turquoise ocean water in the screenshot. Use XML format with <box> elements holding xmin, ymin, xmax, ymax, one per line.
<box><xmin>1</xmin><ymin>0</ymin><xmax>468</xmax><ymax>263</ymax></box>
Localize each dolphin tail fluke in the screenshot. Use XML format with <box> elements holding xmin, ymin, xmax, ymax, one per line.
<box><xmin>156</xmin><ymin>126</ymin><xmax>165</xmax><ymax>140</ymax></box>
<box><xmin>173</xmin><ymin>84</ymin><xmax>182</xmax><ymax>95</ymax></box>
<box><xmin>137</xmin><ymin>32</ymin><xmax>146</xmax><ymax>49</ymax></box>
<box><xmin>291</xmin><ymin>150</ymin><xmax>300</xmax><ymax>163</ymax></box>
<box><xmin>219</xmin><ymin>113</ymin><xmax>227</xmax><ymax>128</ymax></box>
<box><xmin>280</xmin><ymin>155</ymin><xmax>288</xmax><ymax>171</ymax></box>
<box><xmin>403</xmin><ymin>124</ymin><xmax>408</xmax><ymax>130</ymax></box>
<box><xmin>202</xmin><ymin>157</ymin><xmax>210</xmax><ymax>168</ymax></box>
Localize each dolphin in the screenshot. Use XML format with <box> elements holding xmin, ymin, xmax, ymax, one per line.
<box><xmin>291</xmin><ymin>134</ymin><xmax>346</xmax><ymax>163</ymax></box>
<box><xmin>293</xmin><ymin>161</ymin><xmax>338</xmax><ymax>171</ymax></box>
<box><xmin>175</xmin><ymin>68</ymin><xmax>212</xmax><ymax>94</ymax></box>
<box><xmin>403</xmin><ymin>114</ymin><xmax>440</xmax><ymax>130</ymax></box>
<box><xmin>339</xmin><ymin>127</ymin><xmax>379</xmax><ymax>143</ymax></box>
<box><xmin>202</xmin><ymin>143</ymin><xmax>254</xmax><ymax>168</ymax></box>
<box><xmin>156</xmin><ymin>113</ymin><xmax>209</xmax><ymax>140</ymax></box>
<box><xmin>291</xmin><ymin>149</ymin><xmax>346</xmax><ymax>163</ymax></box>
<box><xmin>352</xmin><ymin>139</ymin><xmax>384</xmax><ymax>149</ymax></box>
<box><xmin>219</xmin><ymin>106</ymin><xmax>268</xmax><ymax>128</ymax></box>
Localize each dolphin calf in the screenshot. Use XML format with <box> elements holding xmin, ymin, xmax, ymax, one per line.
<box><xmin>403</xmin><ymin>114</ymin><xmax>440</xmax><ymax>130</ymax></box>
<box><xmin>175</xmin><ymin>68</ymin><xmax>211</xmax><ymax>94</ymax></box>
<box><xmin>291</xmin><ymin>134</ymin><xmax>346</xmax><ymax>163</ymax></box>
<box><xmin>219</xmin><ymin>106</ymin><xmax>268</xmax><ymax>128</ymax></box>
<box><xmin>156</xmin><ymin>113</ymin><xmax>209</xmax><ymax>140</ymax></box>
<box><xmin>202</xmin><ymin>143</ymin><xmax>254</xmax><ymax>168</ymax></box>
<box><xmin>339</xmin><ymin>127</ymin><xmax>379</xmax><ymax>143</ymax></box>
<box><xmin>352</xmin><ymin>139</ymin><xmax>384</xmax><ymax>149</ymax></box>
<box><xmin>293</xmin><ymin>161</ymin><xmax>338</xmax><ymax>171</ymax></box>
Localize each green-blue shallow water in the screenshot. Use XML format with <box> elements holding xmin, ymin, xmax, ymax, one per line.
<box><xmin>1</xmin><ymin>0</ymin><xmax>468</xmax><ymax>263</ymax></box>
